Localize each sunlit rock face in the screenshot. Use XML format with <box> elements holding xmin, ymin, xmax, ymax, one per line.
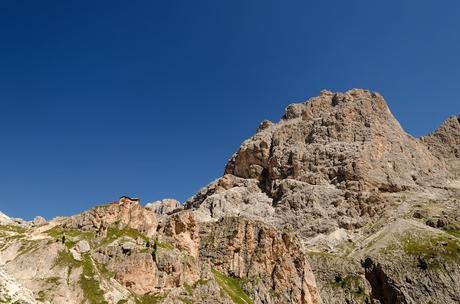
<box><xmin>225</xmin><ymin>89</ymin><xmax>446</xmax><ymax>191</ymax></box>
<box><xmin>1</xmin><ymin>89</ymin><xmax>459</xmax><ymax>304</ymax></box>
<box><xmin>187</xmin><ymin>89</ymin><xmax>450</xmax><ymax>238</ymax></box>
<box><xmin>185</xmin><ymin>89</ymin><xmax>460</xmax><ymax>304</ymax></box>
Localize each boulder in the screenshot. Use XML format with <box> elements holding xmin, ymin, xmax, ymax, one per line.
<box><xmin>75</xmin><ymin>240</ymin><xmax>91</xmax><ymax>253</ymax></box>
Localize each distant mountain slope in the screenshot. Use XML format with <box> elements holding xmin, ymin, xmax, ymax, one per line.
<box><xmin>0</xmin><ymin>211</ymin><xmax>13</xmax><ymax>225</ymax></box>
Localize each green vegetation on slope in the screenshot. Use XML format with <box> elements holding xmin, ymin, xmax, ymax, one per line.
<box><xmin>134</xmin><ymin>293</ymin><xmax>165</xmax><ymax>304</ymax></box>
<box><xmin>150</xmin><ymin>239</ymin><xmax>175</xmax><ymax>259</ymax></box>
<box><xmin>446</xmin><ymin>230</ymin><xmax>460</xmax><ymax>238</ymax></box>
<box><xmin>52</xmin><ymin>249</ymin><xmax>82</xmax><ymax>285</ymax></box>
<box><xmin>17</xmin><ymin>239</ymin><xmax>41</xmax><ymax>256</ymax></box>
<box><xmin>154</xmin><ymin>239</ymin><xmax>174</xmax><ymax>250</ymax></box>
<box><xmin>381</xmin><ymin>232</ymin><xmax>460</xmax><ymax>269</ymax></box>
<box><xmin>212</xmin><ymin>269</ymin><xmax>253</xmax><ymax>304</ymax></box>
<box><xmin>0</xmin><ymin>225</ymin><xmax>27</xmax><ymax>234</ymax></box>
<box><xmin>331</xmin><ymin>274</ymin><xmax>371</xmax><ymax>300</ymax></box>
<box><xmin>46</xmin><ymin>226</ymin><xmax>96</xmax><ymax>248</ymax></box>
<box><xmin>35</xmin><ymin>277</ymin><xmax>62</xmax><ymax>302</ymax></box>
<box><xmin>46</xmin><ymin>226</ymin><xmax>95</xmax><ymax>239</ymax></box>
<box><xmin>79</xmin><ymin>254</ymin><xmax>108</xmax><ymax>304</ymax></box>
<box><xmin>184</xmin><ymin>279</ymin><xmax>209</xmax><ymax>295</ymax></box>
<box><xmin>100</xmin><ymin>226</ymin><xmax>149</xmax><ymax>246</ymax></box>
<box><xmin>53</xmin><ymin>250</ymin><xmax>81</xmax><ymax>269</ymax></box>
<box><xmin>46</xmin><ymin>225</ymin><xmax>150</xmax><ymax>251</ymax></box>
<box><xmin>52</xmin><ymin>250</ymin><xmax>109</xmax><ymax>303</ymax></box>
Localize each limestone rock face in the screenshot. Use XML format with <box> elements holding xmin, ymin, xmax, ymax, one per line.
<box><xmin>64</xmin><ymin>196</ymin><xmax>157</xmax><ymax>237</ymax></box>
<box><xmin>421</xmin><ymin>114</ymin><xmax>460</xmax><ymax>160</ymax></box>
<box><xmin>0</xmin><ymin>211</ymin><xmax>13</xmax><ymax>226</ymax></box>
<box><xmin>0</xmin><ymin>205</ymin><xmax>320</xmax><ymax>303</ymax></box>
<box><xmin>156</xmin><ymin>211</ymin><xmax>200</xmax><ymax>258</ymax></box>
<box><xmin>75</xmin><ymin>240</ymin><xmax>90</xmax><ymax>253</ymax></box>
<box><xmin>91</xmin><ymin>210</ymin><xmax>320</xmax><ymax>303</ymax></box>
<box><xmin>420</xmin><ymin>115</ymin><xmax>460</xmax><ymax>181</ymax></box>
<box><xmin>0</xmin><ymin>266</ymin><xmax>37</xmax><ymax>304</ymax></box>
<box><xmin>184</xmin><ymin>89</ymin><xmax>460</xmax><ymax>304</ymax></box>
<box><xmin>225</xmin><ymin>89</ymin><xmax>445</xmax><ymax>192</ymax></box>
<box><xmin>0</xmin><ymin>211</ymin><xmax>28</xmax><ymax>227</ymax></box>
<box><xmin>188</xmin><ymin>89</ymin><xmax>447</xmax><ymax>238</ymax></box>
<box><xmin>199</xmin><ymin>217</ymin><xmax>321</xmax><ymax>304</ymax></box>
<box><xmin>32</xmin><ymin>216</ymin><xmax>47</xmax><ymax>227</ymax></box>
<box><xmin>185</xmin><ymin>174</ymin><xmax>275</xmax><ymax>222</ymax></box>
<box><xmin>145</xmin><ymin>199</ymin><xmax>183</xmax><ymax>217</ymax></box>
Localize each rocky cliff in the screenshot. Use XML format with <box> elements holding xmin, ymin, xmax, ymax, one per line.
<box><xmin>0</xmin><ymin>198</ymin><xmax>319</xmax><ymax>304</ymax></box>
<box><xmin>0</xmin><ymin>89</ymin><xmax>459</xmax><ymax>304</ymax></box>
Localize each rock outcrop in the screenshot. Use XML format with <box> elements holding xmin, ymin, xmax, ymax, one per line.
<box><xmin>199</xmin><ymin>217</ymin><xmax>320</xmax><ymax>304</ymax></box>
<box><xmin>421</xmin><ymin>114</ymin><xmax>460</xmax><ymax>160</ymax></box>
<box><xmin>186</xmin><ymin>174</ymin><xmax>275</xmax><ymax>223</ymax></box>
<box><xmin>225</xmin><ymin>89</ymin><xmax>445</xmax><ymax>192</ymax></box>
<box><xmin>32</xmin><ymin>216</ymin><xmax>47</xmax><ymax>227</ymax></box>
<box><xmin>63</xmin><ymin>196</ymin><xmax>157</xmax><ymax>237</ymax></box>
<box><xmin>0</xmin><ymin>211</ymin><xmax>13</xmax><ymax>226</ymax></box>
<box><xmin>145</xmin><ymin>199</ymin><xmax>183</xmax><ymax>217</ymax></box>
<box><xmin>0</xmin><ymin>266</ymin><xmax>37</xmax><ymax>304</ymax></box>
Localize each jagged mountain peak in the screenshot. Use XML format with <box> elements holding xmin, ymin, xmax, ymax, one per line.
<box><xmin>281</xmin><ymin>89</ymin><xmax>395</xmax><ymax>125</ymax></box>
<box><xmin>186</xmin><ymin>89</ymin><xmax>457</xmax><ymax>248</ymax></box>
<box><xmin>225</xmin><ymin>89</ymin><xmax>446</xmax><ymax>194</ymax></box>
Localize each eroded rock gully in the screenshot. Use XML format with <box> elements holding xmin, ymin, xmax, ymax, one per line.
<box><xmin>362</xmin><ymin>258</ymin><xmax>407</xmax><ymax>304</ymax></box>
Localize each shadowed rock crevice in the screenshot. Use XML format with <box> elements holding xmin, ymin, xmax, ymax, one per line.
<box><xmin>362</xmin><ymin>258</ymin><xmax>407</xmax><ymax>304</ymax></box>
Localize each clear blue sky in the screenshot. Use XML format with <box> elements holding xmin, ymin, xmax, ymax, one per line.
<box><xmin>1</xmin><ymin>1</ymin><xmax>459</xmax><ymax>220</ymax></box>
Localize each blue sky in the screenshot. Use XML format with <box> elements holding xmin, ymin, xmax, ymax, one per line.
<box><xmin>0</xmin><ymin>1</ymin><xmax>459</xmax><ymax>220</ymax></box>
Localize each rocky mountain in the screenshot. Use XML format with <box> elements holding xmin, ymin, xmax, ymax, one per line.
<box><xmin>0</xmin><ymin>212</ymin><xmax>12</xmax><ymax>226</ymax></box>
<box><xmin>0</xmin><ymin>89</ymin><xmax>459</xmax><ymax>304</ymax></box>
